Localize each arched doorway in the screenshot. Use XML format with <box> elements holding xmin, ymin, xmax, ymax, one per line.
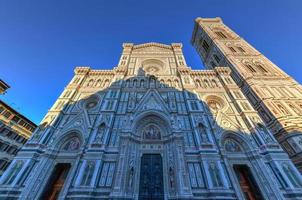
<box><xmin>133</xmin><ymin>113</ymin><xmax>169</xmax><ymax>200</ymax></box>
<box><xmin>223</xmin><ymin>136</ymin><xmax>264</xmax><ymax>200</ymax></box>
<box><xmin>40</xmin><ymin>135</ymin><xmax>81</xmax><ymax>199</ymax></box>
<box><xmin>41</xmin><ymin>163</ymin><xmax>71</xmax><ymax>200</ymax></box>
<box><xmin>233</xmin><ymin>165</ymin><xmax>263</xmax><ymax>200</ymax></box>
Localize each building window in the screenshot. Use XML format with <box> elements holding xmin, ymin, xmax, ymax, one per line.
<box><xmin>188</xmin><ymin>162</ymin><xmax>205</xmax><ymax>188</ymax></box>
<box><xmin>105</xmin><ymin>101</ymin><xmax>114</xmax><ymax>110</ymax></box>
<box><xmin>12</xmin><ymin>116</ymin><xmax>20</xmax><ymax>123</ymax></box>
<box><xmin>99</xmin><ymin>162</ymin><xmax>116</xmax><ymax>187</ymax></box>
<box><xmin>267</xmin><ymin>163</ymin><xmax>288</xmax><ymax>188</ymax></box>
<box><xmin>277</xmin><ymin>104</ymin><xmax>289</xmax><ymax>115</ymax></box>
<box><xmin>2</xmin><ymin>161</ymin><xmax>24</xmax><ymax>185</ymax></box>
<box><xmin>241</xmin><ymin>102</ymin><xmax>251</xmax><ymax>111</ymax></box>
<box><xmin>195</xmin><ymin>79</ymin><xmax>202</xmax><ymax>87</ymax></box>
<box><xmin>0</xmin><ymin>141</ymin><xmax>9</xmax><ymax>151</ymax></box>
<box><xmin>209</xmin><ymin>162</ymin><xmax>223</xmax><ymax>187</ymax></box>
<box><xmin>215</xmin><ymin>31</ymin><xmax>227</xmax><ymax>39</ymax></box>
<box><xmin>244</xmin><ymin>64</ymin><xmax>256</xmax><ymax>73</ymax></box>
<box><xmin>140</xmin><ymin>79</ymin><xmax>145</xmax><ymax>87</ymax></box>
<box><xmin>233</xmin><ymin>91</ymin><xmax>242</xmax><ymax>98</ymax></box>
<box><xmin>0</xmin><ymin>107</ymin><xmax>4</xmax><ymax>114</ymax></box>
<box><xmin>95</xmin><ymin>79</ymin><xmax>102</xmax><ymax>87</ymax></box>
<box><xmin>87</xmin><ymin>79</ymin><xmax>94</xmax><ymax>87</ymax></box>
<box><xmin>256</xmin><ymin>64</ymin><xmax>268</xmax><ymax>73</ymax></box>
<box><xmin>202</xmin><ymin>41</ymin><xmax>210</xmax><ymax>53</ymax></box>
<box><xmin>229</xmin><ymin>47</ymin><xmax>236</xmax><ymax>52</ymax></box>
<box><xmin>225</xmin><ymin>78</ymin><xmax>232</xmax><ymax>84</ymax></box>
<box><xmin>213</xmin><ymin>55</ymin><xmax>220</xmax><ymax>63</ymax></box>
<box><xmin>0</xmin><ymin>159</ymin><xmax>9</xmax><ymax>171</ymax></box>
<box><xmin>212</xmin><ymin>80</ymin><xmax>218</xmax><ymax>87</ymax></box>
<box><xmin>190</xmin><ymin>101</ymin><xmax>199</xmax><ymax>111</ymax></box>
<box><xmin>210</xmin><ymin>61</ymin><xmax>216</xmax><ymax>68</ymax></box>
<box><xmin>80</xmin><ymin>161</ymin><xmax>95</xmax><ymax>186</ymax></box>
<box><xmin>282</xmin><ymin>163</ymin><xmax>302</xmax><ymax>188</ymax></box>
<box><xmin>237</xmin><ymin>47</ymin><xmax>245</xmax><ymax>52</ymax></box>
<box><xmin>3</xmin><ymin>111</ymin><xmax>11</xmax><ymax>119</ymax></box>
<box><xmin>288</xmin><ymin>104</ymin><xmax>300</xmax><ymax>115</ymax></box>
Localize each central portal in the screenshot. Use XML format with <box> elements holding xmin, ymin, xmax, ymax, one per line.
<box><xmin>139</xmin><ymin>154</ymin><xmax>164</xmax><ymax>200</ymax></box>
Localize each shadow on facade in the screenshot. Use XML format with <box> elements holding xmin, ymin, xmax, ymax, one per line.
<box><xmin>0</xmin><ymin>69</ymin><xmax>301</xmax><ymax>200</ymax></box>
<box><xmin>230</xmin><ymin>71</ymin><xmax>302</xmax><ymax>172</ymax></box>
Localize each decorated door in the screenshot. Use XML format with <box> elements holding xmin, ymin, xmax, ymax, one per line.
<box><xmin>139</xmin><ymin>154</ymin><xmax>164</xmax><ymax>200</ymax></box>
<box><xmin>234</xmin><ymin>165</ymin><xmax>263</xmax><ymax>200</ymax></box>
<box><xmin>41</xmin><ymin>163</ymin><xmax>71</xmax><ymax>200</ymax></box>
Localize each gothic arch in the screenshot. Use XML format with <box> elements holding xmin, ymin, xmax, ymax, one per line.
<box><xmin>133</xmin><ymin>111</ymin><xmax>171</xmax><ymax>138</ymax></box>
<box><xmin>53</xmin><ymin>130</ymin><xmax>84</xmax><ymax>151</ymax></box>
<box><xmin>220</xmin><ymin>131</ymin><xmax>253</xmax><ymax>153</ymax></box>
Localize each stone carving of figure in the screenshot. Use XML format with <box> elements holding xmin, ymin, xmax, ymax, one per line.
<box><xmin>224</xmin><ymin>139</ymin><xmax>241</xmax><ymax>152</ymax></box>
<box><xmin>184</xmin><ymin>77</ymin><xmax>190</xmax><ymax>84</ymax></box>
<box><xmin>128</xmin><ymin>166</ymin><xmax>134</xmax><ymax>188</ymax></box>
<box><xmin>177</xmin><ymin>117</ymin><xmax>183</xmax><ymax>130</ymax></box>
<box><xmin>62</xmin><ymin>137</ymin><xmax>80</xmax><ymax>151</ymax></box>
<box><xmin>94</xmin><ymin>123</ymin><xmax>106</xmax><ymax>144</ymax></box>
<box><xmin>143</xmin><ymin>125</ymin><xmax>160</xmax><ymax>139</ymax></box>
<box><xmin>123</xmin><ymin>114</ymin><xmax>134</xmax><ymax>129</ymax></box>
<box><xmin>69</xmin><ymin>139</ymin><xmax>80</xmax><ymax>150</ymax></box>
<box><xmin>129</xmin><ymin>115</ymin><xmax>134</xmax><ymax>127</ymax></box>
<box><xmin>128</xmin><ymin>94</ymin><xmax>136</xmax><ymax>109</ymax></box>
<box><xmin>171</xmin><ymin>114</ymin><xmax>177</xmax><ymax>129</ymax></box>
<box><xmin>256</xmin><ymin>123</ymin><xmax>274</xmax><ymax>143</ymax></box>
<box><xmin>170</xmin><ymin>99</ymin><xmax>176</xmax><ymax>109</ymax></box>
<box><xmin>209</xmin><ymin>162</ymin><xmax>223</xmax><ymax>187</ymax></box>
<box><xmin>198</xmin><ymin>123</ymin><xmax>209</xmax><ymax>143</ymax></box>
<box><xmin>169</xmin><ymin>167</ymin><xmax>175</xmax><ymax>189</ymax></box>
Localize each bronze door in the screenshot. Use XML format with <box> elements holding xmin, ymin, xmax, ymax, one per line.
<box><xmin>234</xmin><ymin>165</ymin><xmax>263</xmax><ymax>200</ymax></box>
<box><xmin>41</xmin><ymin>163</ymin><xmax>71</xmax><ymax>200</ymax></box>
<box><xmin>139</xmin><ymin>154</ymin><xmax>164</xmax><ymax>200</ymax></box>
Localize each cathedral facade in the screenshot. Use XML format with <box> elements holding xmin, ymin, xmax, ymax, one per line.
<box><xmin>0</xmin><ymin>18</ymin><xmax>302</xmax><ymax>200</ymax></box>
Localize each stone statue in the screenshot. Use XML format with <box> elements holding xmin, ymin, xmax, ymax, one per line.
<box><xmin>198</xmin><ymin>123</ymin><xmax>209</xmax><ymax>143</ymax></box>
<box><xmin>257</xmin><ymin>123</ymin><xmax>273</xmax><ymax>143</ymax></box>
<box><xmin>169</xmin><ymin>167</ymin><xmax>175</xmax><ymax>189</ymax></box>
<box><xmin>94</xmin><ymin>123</ymin><xmax>106</xmax><ymax>144</ymax></box>
<box><xmin>128</xmin><ymin>166</ymin><xmax>134</xmax><ymax>188</ymax></box>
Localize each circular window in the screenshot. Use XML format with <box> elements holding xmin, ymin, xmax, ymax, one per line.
<box><xmin>84</xmin><ymin>95</ymin><xmax>99</xmax><ymax>109</ymax></box>
<box><xmin>205</xmin><ymin>95</ymin><xmax>225</xmax><ymax>111</ymax></box>
<box><xmin>145</xmin><ymin>66</ymin><xmax>160</xmax><ymax>73</ymax></box>
<box><xmin>142</xmin><ymin>59</ymin><xmax>164</xmax><ymax>75</ymax></box>
<box><xmin>86</xmin><ymin>101</ymin><xmax>97</xmax><ymax>109</ymax></box>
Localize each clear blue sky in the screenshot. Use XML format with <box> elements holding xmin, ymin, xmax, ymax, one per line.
<box><xmin>0</xmin><ymin>0</ymin><xmax>302</xmax><ymax>124</ymax></box>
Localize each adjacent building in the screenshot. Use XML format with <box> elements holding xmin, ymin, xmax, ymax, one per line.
<box><xmin>191</xmin><ymin>17</ymin><xmax>302</xmax><ymax>172</ymax></box>
<box><xmin>0</xmin><ymin>100</ymin><xmax>37</xmax><ymax>176</ymax></box>
<box><xmin>0</xmin><ymin>80</ymin><xmax>10</xmax><ymax>95</ymax></box>
<box><xmin>0</xmin><ymin>18</ymin><xmax>302</xmax><ymax>200</ymax></box>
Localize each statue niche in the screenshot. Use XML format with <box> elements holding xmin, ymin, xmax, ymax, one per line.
<box><xmin>142</xmin><ymin>124</ymin><xmax>161</xmax><ymax>140</ymax></box>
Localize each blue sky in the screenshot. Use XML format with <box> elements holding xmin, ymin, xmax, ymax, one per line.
<box><xmin>0</xmin><ymin>0</ymin><xmax>302</xmax><ymax>124</ymax></box>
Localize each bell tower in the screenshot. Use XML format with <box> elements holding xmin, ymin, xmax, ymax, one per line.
<box><xmin>191</xmin><ymin>17</ymin><xmax>302</xmax><ymax>171</ymax></box>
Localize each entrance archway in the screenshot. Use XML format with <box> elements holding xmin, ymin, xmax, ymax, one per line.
<box><xmin>233</xmin><ymin>165</ymin><xmax>263</xmax><ymax>200</ymax></box>
<box><xmin>41</xmin><ymin>163</ymin><xmax>71</xmax><ymax>200</ymax></box>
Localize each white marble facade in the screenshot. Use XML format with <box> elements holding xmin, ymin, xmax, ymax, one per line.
<box><xmin>0</xmin><ymin>36</ymin><xmax>302</xmax><ymax>199</ymax></box>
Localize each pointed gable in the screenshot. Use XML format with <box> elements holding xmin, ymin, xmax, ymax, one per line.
<box><xmin>60</xmin><ymin>109</ymin><xmax>91</xmax><ymax>135</ymax></box>
<box><xmin>135</xmin><ymin>89</ymin><xmax>170</xmax><ymax>114</ymax></box>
